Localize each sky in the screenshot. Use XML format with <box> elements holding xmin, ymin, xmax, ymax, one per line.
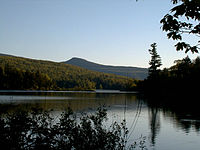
<box><xmin>0</xmin><ymin>0</ymin><xmax>199</xmax><ymax>68</ymax></box>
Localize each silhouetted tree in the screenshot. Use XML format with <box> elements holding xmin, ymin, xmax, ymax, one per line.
<box><xmin>160</xmin><ymin>0</ymin><xmax>200</xmax><ymax>53</ymax></box>
<box><xmin>173</xmin><ymin>56</ymin><xmax>192</xmax><ymax>79</ymax></box>
<box><xmin>148</xmin><ymin>43</ymin><xmax>162</xmax><ymax>79</ymax></box>
<box><xmin>137</xmin><ymin>0</ymin><xmax>200</xmax><ymax>53</ymax></box>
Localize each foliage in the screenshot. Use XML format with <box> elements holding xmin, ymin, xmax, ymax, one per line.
<box><xmin>0</xmin><ymin>65</ymin><xmax>54</xmax><ymax>90</ymax></box>
<box><xmin>148</xmin><ymin>43</ymin><xmax>162</xmax><ymax>79</ymax></box>
<box><xmin>0</xmin><ymin>56</ymin><xmax>134</xmax><ymax>91</ymax></box>
<box><xmin>137</xmin><ymin>0</ymin><xmax>200</xmax><ymax>53</ymax></box>
<box><xmin>160</xmin><ymin>0</ymin><xmax>200</xmax><ymax>53</ymax></box>
<box><xmin>138</xmin><ymin>56</ymin><xmax>200</xmax><ymax>96</ymax></box>
<box><xmin>0</xmin><ymin>107</ymin><xmax>131</xmax><ymax>150</ymax></box>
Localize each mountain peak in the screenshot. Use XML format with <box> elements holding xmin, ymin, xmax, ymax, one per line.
<box><xmin>64</xmin><ymin>57</ymin><xmax>148</xmax><ymax>80</ymax></box>
<box><xmin>70</xmin><ymin>57</ymin><xmax>86</xmax><ymax>60</ymax></box>
<box><xmin>69</xmin><ymin>57</ymin><xmax>90</xmax><ymax>63</ymax></box>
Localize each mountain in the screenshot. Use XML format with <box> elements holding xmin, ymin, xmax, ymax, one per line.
<box><xmin>0</xmin><ymin>54</ymin><xmax>135</xmax><ymax>90</ymax></box>
<box><xmin>0</xmin><ymin>53</ymin><xmax>14</xmax><ymax>57</ymax></box>
<box><xmin>64</xmin><ymin>57</ymin><xmax>148</xmax><ymax>80</ymax></box>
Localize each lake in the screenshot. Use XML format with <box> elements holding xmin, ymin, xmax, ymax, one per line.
<box><xmin>0</xmin><ymin>90</ymin><xmax>200</xmax><ymax>150</ymax></box>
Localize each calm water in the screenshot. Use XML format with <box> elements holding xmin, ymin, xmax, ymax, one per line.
<box><xmin>0</xmin><ymin>91</ymin><xmax>200</xmax><ymax>150</ymax></box>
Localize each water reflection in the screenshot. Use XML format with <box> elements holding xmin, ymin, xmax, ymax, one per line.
<box><xmin>145</xmin><ymin>95</ymin><xmax>200</xmax><ymax>135</ymax></box>
<box><xmin>0</xmin><ymin>92</ymin><xmax>138</xmax><ymax>114</ymax></box>
<box><xmin>0</xmin><ymin>91</ymin><xmax>200</xmax><ymax>150</ymax></box>
<box><xmin>162</xmin><ymin>109</ymin><xmax>200</xmax><ymax>133</ymax></box>
<box><xmin>148</xmin><ymin>107</ymin><xmax>160</xmax><ymax>146</ymax></box>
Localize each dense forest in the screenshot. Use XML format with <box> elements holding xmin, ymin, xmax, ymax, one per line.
<box><xmin>0</xmin><ymin>56</ymin><xmax>136</xmax><ymax>91</ymax></box>
<box><xmin>138</xmin><ymin>55</ymin><xmax>200</xmax><ymax>97</ymax></box>
<box><xmin>0</xmin><ymin>66</ymin><xmax>54</xmax><ymax>90</ymax></box>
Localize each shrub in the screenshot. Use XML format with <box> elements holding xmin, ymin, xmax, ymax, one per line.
<box><xmin>0</xmin><ymin>107</ymin><xmax>130</xmax><ymax>150</ymax></box>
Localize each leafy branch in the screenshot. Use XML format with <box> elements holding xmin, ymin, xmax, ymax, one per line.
<box><xmin>160</xmin><ymin>0</ymin><xmax>200</xmax><ymax>53</ymax></box>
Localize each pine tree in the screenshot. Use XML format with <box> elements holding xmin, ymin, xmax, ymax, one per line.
<box><xmin>148</xmin><ymin>43</ymin><xmax>162</xmax><ymax>79</ymax></box>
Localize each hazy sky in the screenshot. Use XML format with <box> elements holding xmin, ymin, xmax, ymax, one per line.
<box><xmin>0</xmin><ymin>0</ymin><xmax>199</xmax><ymax>68</ymax></box>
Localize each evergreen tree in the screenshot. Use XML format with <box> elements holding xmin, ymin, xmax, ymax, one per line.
<box><xmin>148</xmin><ymin>43</ymin><xmax>162</xmax><ymax>78</ymax></box>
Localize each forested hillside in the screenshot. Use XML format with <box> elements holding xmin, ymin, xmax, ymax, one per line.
<box><xmin>64</xmin><ymin>57</ymin><xmax>148</xmax><ymax>80</ymax></box>
<box><xmin>0</xmin><ymin>55</ymin><xmax>136</xmax><ymax>90</ymax></box>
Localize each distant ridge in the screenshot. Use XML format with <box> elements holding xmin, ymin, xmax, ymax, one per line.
<box><xmin>0</xmin><ymin>53</ymin><xmax>15</xmax><ymax>57</ymax></box>
<box><xmin>64</xmin><ymin>57</ymin><xmax>148</xmax><ymax>80</ymax></box>
<box><xmin>0</xmin><ymin>53</ymin><xmax>148</xmax><ymax>80</ymax></box>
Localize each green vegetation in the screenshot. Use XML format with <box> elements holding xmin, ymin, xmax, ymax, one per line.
<box><xmin>0</xmin><ymin>56</ymin><xmax>136</xmax><ymax>91</ymax></box>
<box><xmin>0</xmin><ymin>66</ymin><xmax>54</xmax><ymax>90</ymax></box>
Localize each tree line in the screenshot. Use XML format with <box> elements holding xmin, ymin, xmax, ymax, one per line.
<box><xmin>0</xmin><ymin>65</ymin><xmax>54</xmax><ymax>90</ymax></box>
<box><xmin>0</xmin><ymin>56</ymin><xmax>136</xmax><ymax>91</ymax></box>
<box><xmin>137</xmin><ymin>43</ymin><xmax>200</xmax><ymax>98</ymax></box>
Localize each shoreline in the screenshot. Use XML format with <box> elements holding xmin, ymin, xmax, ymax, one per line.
<box><xmin>0</xmin><ymin>89</ymin><xmax>138</xmax><ymax>94</ymax></box>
